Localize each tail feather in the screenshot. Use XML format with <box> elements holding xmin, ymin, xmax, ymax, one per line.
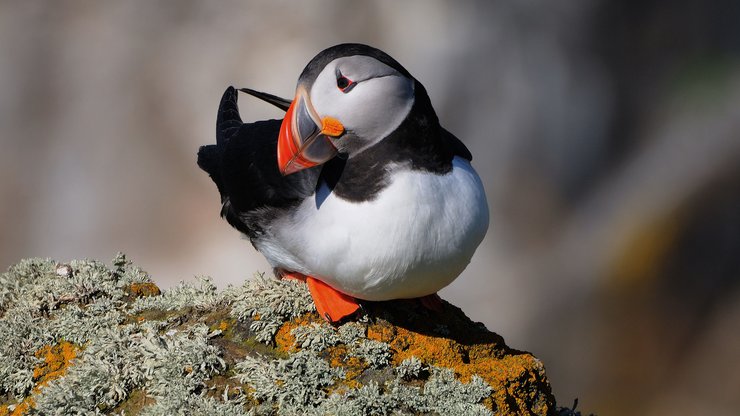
<box><xmin>197</xmin><ymin>144</ymin><xmax>226</xmax><ymax>200</ymax></box>
<box><xmin>216</xmin><ymin>86</ymin><xmax>243</xmax><ymax>146</ymax></box>
<box><xmin>198</xmin><ymin>86</ymin><xmax>245</xmax><ymax>201</ymax></box>
<box><xmin>198</xmin><ymin>86</ymin><xmax>318</xmax><ymax>240</ymax></box>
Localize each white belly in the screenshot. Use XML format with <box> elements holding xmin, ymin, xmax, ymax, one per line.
<box><xmin>255</xmin><ymin>156</ymin><xmax>489</xmax><ymax>300</ymax></box>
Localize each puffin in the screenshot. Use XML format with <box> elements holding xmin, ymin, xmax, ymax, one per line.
<box><xmin>198</xmin><ymin>43</ymin><xmax>489</xmax><ymax>322</ymax></box>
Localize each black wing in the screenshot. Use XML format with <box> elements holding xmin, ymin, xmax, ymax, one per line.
<box><xmin>442</xmin><ymin>127</ymin><xmax>472</xmax><ymax>162</ymax></box>
<box><xmin>197</xmin><ymin>87</ymin><xmax>320</xmax><ymax>237</ymax></box>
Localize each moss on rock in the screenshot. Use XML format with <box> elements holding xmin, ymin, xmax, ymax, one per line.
<box><xmin>0</xmin><ymin>255</ymin><xmax>584</xmax><ymax>415</ymax></box>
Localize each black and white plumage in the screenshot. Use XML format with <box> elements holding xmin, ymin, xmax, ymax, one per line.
<box><xmin>198</xmin><ymin>43</ymin><xmax>488</xmax><ymax>302</ymax></box>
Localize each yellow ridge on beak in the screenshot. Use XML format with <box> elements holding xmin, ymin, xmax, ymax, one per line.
<box><xmin>321</xmin><ymin>116</ymin><xmax>344</xmax><ymax>137</ymax></box>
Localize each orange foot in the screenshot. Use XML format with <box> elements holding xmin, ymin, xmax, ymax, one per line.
<box><xmin>418</xmin><ymin>293</ymin><xmax>445</xmax><ymax>312</ymax></box>
<box><xmin>277</xmin><ymin>270</ymin><xmax>360</xmax><ymax>323</ymax></box>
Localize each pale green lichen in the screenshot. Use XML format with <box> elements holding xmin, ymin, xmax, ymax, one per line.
<box><xmin>234</xmin><ymin>349</ymin><xmax>343</xmax><ymax>412</ymax></box>
<box><xmin>232</xmin><ymin>352</ymin><xmax>493</xmax><ymax>416</ymax></box>
<box><xmin>137</xmin><ymin>385</ymin><xmax>253</xmax><ymax>416</ymax></box>
<box><xmin>396</xmin><ymin>356</ymin><xmax>425</xmax><ymax>380</ymax></box>
<box><xmin>46</xmin><ymin>298</ymin><xmax>125</xmax><ymax>345</ymax></box>
<box><xmin>0</xmin><ymin>255</ymin><xmax>225</xmax><ymax>414</ymax></box>
<box><xmin>0</xmin><ymin>255</ymin><xmax>144</xmax><ymax>401</ymax></box>
<box><xmin>350</xmin><ymin>338</ymin><xmax>391</xmax><ymax>369</ymax></box>
<box><xmin>228</xmin><ymin>273</ymin><xmax>315</xmax><ymax>343</ymax></box>
<box><xmin>318</xmin><ymin>381</ymin><xmax>396</xmax><ymax>415</ymax></box>
<box><xmin>230</xmin><ymin>299</ymin><xmax>490</xmax><ymax>415</ymax></box>
<box><xmin>290</xmin><ymin>322</ymin><xmax>340</xmax><ymax>352</ymax></box>
<box><xmin>421</xmin><ymin>368</ymin><xmax>493</xmax><ymax>415</ymax></box>
<box><xmin>129</xmin><ymin>276</ymin><xmax>223</xmax><ymax>313</ymax></box>
<box><xmin>0</xmin><ymin>255</ymin><xmax>571</xmax><ymax>415</ymax></box>
<box><xmin>336</xmin><ymin>321</ymin><xmax>365</xmax><ymax>344</ymax></box>
<box><xmin>288</xmin><ymin>321</ymin><xmax>390</xmax><ymax>368</ymax></box>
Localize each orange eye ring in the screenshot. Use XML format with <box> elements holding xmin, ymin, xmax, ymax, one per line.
<box><xmin>336</xmin><ymin>75</ymin><xmax>356</xmax><ymax>93</ymax></box>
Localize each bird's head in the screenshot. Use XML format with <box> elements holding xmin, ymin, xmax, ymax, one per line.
<box><xmin>244</xmin><ymin>44</ymin><xmax>418</xmax><ymax>175</ymax></box>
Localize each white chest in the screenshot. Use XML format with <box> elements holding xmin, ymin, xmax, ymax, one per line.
<box><xmin>256</xmin><ymin>157</ymin><xmax>489</xmax><ymax>300</ymax></box>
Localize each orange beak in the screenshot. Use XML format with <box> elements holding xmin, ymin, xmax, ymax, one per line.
<box><xmin>277</xmin><ymin>89</ymin><xmax>344</xmax><ymax>175</ymax></box>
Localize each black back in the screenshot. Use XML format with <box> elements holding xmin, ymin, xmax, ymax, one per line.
<box><xmin>197</xmin><ymin>87</ymin><xmax>320</xmax><ymax>238</ymax></box>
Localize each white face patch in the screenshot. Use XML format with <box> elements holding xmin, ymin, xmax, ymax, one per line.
<box><xmin>308</xmin><ymin>56</ymin><xmax>415</xmax><ymax>153</ymax></box>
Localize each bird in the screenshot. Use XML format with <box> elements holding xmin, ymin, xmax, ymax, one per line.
<box><xmin>198</xmin><ymin>43</ymin><xmax>489</xmax><ymax>323</ymax></box>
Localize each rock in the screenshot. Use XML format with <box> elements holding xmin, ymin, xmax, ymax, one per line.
<box><xmin>0</xmin><ymin>255</ymin><xmax>583</xmax><ymax>415</ymax></box>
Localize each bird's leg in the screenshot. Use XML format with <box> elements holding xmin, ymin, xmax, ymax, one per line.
<box><xmin>418</xmin><ymin>293</ymin><xmax>445</xmax><ymax>312</ymax></box>
<box><xmin>275</xmin><ymin>268</ymin><xmax>359</xmax><ymax>323</ymax></box>
<box><xmin>305</xmin><ymin>276</ymin><xmax>360</xmax><ymax>323</ymax></box>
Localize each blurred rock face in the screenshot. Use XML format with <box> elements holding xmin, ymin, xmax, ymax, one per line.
<box><xmin>1</xmin><ymin>1</ymin><xmax>739</xmax><ymax>415</ymax></box>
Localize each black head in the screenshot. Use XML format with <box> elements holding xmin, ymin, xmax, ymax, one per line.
<box><xmin>298</xmin><ymin>43</ymin><xmax>413</xmax><ymax>87</ymax></box>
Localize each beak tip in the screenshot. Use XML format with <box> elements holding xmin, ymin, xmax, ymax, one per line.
<box><xmin>279</xmin><ymin>161</ymin><xmax>302</xmax><ymax>176</ymax></box>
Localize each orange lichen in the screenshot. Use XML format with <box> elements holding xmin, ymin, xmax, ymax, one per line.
<box><xmin>1</xmin><ymin>341</ymin><xmax>81</xmax><ymax>416</ymax></box>
<box><xmin>127</xmin><ymin>282</ymin><xmax>161</xmax><ymax>298</ymax></box>
<box><xmin>324</xmin><ymin>344</ymin><xmax>366</xmax><ymax>392</ymax></box>
<box><xmin>33</xmin><ymin>341</ymin><xmax>80</xmax><ymax>389</ymax></box>
<box><xmin>0</xmin><ymin>398</ymin><xmax>34</xmax><ymax>416</ymax></box>
<box><xmin>272</xmin><ymin>307</ymin><xmax>553</xmax><ymax>414</ymax></box>
<box><xmin>482</xmin><ymin>355</ymin><xmax>551</xmax><ymax>414</ymax></box>
<box><xmin>217</xmin><ymin>320</ymin><xmax>229</xmax><ymax>332</ymax></box>
<box><xmin>367</xmin><ymin>322</ymin><xmax>397</xmax><ymax>344</ymax></box>
<box><xmin>366</xmin><ymin>319</ymin><xmax>551</xmax><ymax>413</ymax></box>
<box><xmin>275</xmin><ymin>315</ymin><xmax>369</xmax><ymax>395</ymax></box>
<box><xmin>370</xmin><ymin>321</ymin><xmax>472</xmax><ymax>376</ymax></box>
<box><xmin>274</xmin><ymin>314</ymin><xmax>323</xmax><ymax>352</ymax></box>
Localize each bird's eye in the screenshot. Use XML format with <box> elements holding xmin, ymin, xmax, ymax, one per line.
<box><xmin>336</xmin><ymin>75</ymin><xmax>355</xmax><ymax>93</ymax></box>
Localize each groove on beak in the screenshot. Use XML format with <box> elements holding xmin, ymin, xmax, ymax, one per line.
<box><xmin>277</xmin><ymin>89</ymin><xmax>341</xmax><ymax>175</ymax></box>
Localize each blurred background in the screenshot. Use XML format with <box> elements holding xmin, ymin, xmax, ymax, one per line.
<box><xmin>2</xmin><ymin>1</ymin><xmax>739</xmax><ymax>414</ymax></box>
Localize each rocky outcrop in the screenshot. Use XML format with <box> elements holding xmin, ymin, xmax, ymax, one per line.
<box><xmin>0</xmin><ymin>255</ymin><xmax>583</xmax><ymax>415</ymax></box>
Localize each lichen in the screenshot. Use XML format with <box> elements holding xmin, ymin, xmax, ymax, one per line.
<box><xmin>228</xmin><ymin>273</ymin><xmax>316</xmax><ymax>343</ymax></box>
<box><xmin>129</xmin><ymin>276</ymin><xmax>222</xmax><ymax>313</ymax></box>
<box><xmin>234</xmin><ymin>349</ymin><xmax>343</xmax><ymax>413</ymax></box>
<box><xmin>290</xmin><ymin>322</ymin><xmax>340</xmax><ymax>352</ymax></box>
<box><xmin>32</xmin><ymin>341</ymin><xmax>80</xmax><ymax>389</ymax></box>
<box><xmin>127</xmin><ymin>282</ymin><xmax>161</xmax><ymax>298</ymax></box>
<box><xmin>0</xmin><ymin>255</ymin><xmax>225</xmax><ymax>415</ymax></box>
<box><xmin>0</xmin><ymin>255</ymin><xmax>575</xmax><ymax>415</ymax></box>
<box><xmin>396</xmin><ymin>356</ymin><xmax>424</xmax><ymax>380</ymax></box>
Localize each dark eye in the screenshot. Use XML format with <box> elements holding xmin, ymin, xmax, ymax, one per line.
<box><xmin>336</xmin><ymin>75</ymin><xmax>356</xmax><ymax>93</ymax></box>
<box><xmin>337</xmin><ymin>76</ymin><xmax>350</xmax><ymax>89</ymax></box>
